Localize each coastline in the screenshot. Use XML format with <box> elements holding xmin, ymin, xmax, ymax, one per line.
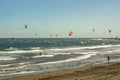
<box><xmin>5</xmin><ymin>61</ymin><xmax>120</xmax><ymax>80</ymax></box>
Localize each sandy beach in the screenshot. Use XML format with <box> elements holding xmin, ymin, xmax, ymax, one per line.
<box><xmin>5</xmin><ymin>62</ymin><xmax>120</xmax><ymax>80</ymax></box>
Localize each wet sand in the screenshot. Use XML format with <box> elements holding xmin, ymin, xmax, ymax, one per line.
<box><xmin>5</xmin><ymin>62</ymin><xmax>120</xmax><ymax>80</ymax></box>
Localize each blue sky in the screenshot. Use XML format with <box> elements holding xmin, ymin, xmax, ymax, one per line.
<box><xmin>0</xmin><ymin>0</ymin><xmax>120</xmax><ymax>38</ymax></box>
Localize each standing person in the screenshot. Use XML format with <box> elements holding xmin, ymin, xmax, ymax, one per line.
<box><xmin>107</xmin><ymin>56</ymin><xmax>110</xmax><ymax>62</ymax></box>
<box><xmin>40</xmin><ymin>52</ymin><xmax>42</xmax><ymax>55</ymax></box>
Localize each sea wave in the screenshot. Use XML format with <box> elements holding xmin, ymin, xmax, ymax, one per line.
<box><xmin>0</xmin><ymin>50</ymin><xmax>43</xmax><ymax>54</ymax></box>
<box><xmin>36</xmin><ymin>54</ymin><xmax>93</xmax><ymax>65</ymax></box>
<box><xmin>0</xmin><ymin>53</ymin><xmax>93</xmax><ymax>77</ymax></box>
<box><xmin>0</xmin><ymin>57</ymin><xmax>16</xmax><ymax>61</ymax></box>
<box><xmin>5</xmin><ymin>47</ymin><xmax>18</xmax><ymax>51</ymax></box>
<box><xmin>49</xmin><ymin>44</ymin><xmax>119</xmax><ymax>51</ymax></box>
<box><xmin>33</xmin><ymin>55</ymin><xmax>54</xmax><ymax>58</ymax></box>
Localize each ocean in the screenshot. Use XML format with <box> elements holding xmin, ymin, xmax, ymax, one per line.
<box><xmin>0</xmin><ymin>38</ymin><xmax>120</xmax><ymax>79</ymax></box>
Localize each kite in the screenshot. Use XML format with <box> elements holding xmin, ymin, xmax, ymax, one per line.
<box><xmin>92</xmin><ymin>29</ymin><xmax>95</xmax><ymax>32</ymax></box>
<box><xmin>108</xmin><ymin>30</ymin><xmax>111</xmax><ymax>33</ymax></box>
<box><xmin>50</xmin><ymin>34</ymin><xmax>53</xmax><ymax>37</ymax></box>
<box><xmin>35</xmin><ymin>34</ymin><xmax>37</xmax><ymax>36</ymax></box>
<box><xmin>56</xmin><ymin>34</ymin><xmax>58</xmax><ymax>37</ymax></box>
<box><xmin>24</xmin><ymin>25</ymin><xmax>28</xmax><ymax>29</ymax></box>
<box><xmin>69</xmin><ymin>31</ymin><xmax>73</xmax><ymax>36</ymax></box>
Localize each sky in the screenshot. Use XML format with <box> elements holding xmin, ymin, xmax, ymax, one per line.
<box><xmin>0</xmin><ymin>0</ymin><xmax>120</xmax><ymax>38</ymax></box>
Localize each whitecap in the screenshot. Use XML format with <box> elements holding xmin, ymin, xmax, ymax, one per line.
<box><xmin>0</xmin><ymin>50</ymin><xmax>43</xmax><ymax>54</ymax></box>
<box><xmin>33</xmin><ymin>55</ymin><xmax>54</xmax><ymax>58</ymax></box>
<box><xmin>0</xmin><ymin>57</ymin><xmax>16</xmax><ymax>61</ymax></box>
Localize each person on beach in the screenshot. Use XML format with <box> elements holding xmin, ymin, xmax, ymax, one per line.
<box><xmin>40</xmin><ymin>52</ymin><xmax>42</xmax><ymax>55</ymax></box>
<box><xmin>107</xmin><ymin>56</ymin><xmax>110</xmax><ymax>62</ymax></box>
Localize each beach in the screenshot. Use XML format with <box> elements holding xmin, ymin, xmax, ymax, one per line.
<box><xmin>1</xmin><ymin>0</ymin><xmax>120</xmax><ymax>79</ymax></box>
<box><xmin>1</xmin><ymin>38</ymin><xmax>120</xmax><ymax>79</ymax></box>
<box><xmin>5</xmin><ymin>61</ymin><xmax>120</xmax><ymax>80</ymax></box>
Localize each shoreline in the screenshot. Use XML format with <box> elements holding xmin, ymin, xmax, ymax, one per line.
<box><xmin>5</xmin><ymin>61</ymin><xmax>120</xmax><ymax>80</ymax></box>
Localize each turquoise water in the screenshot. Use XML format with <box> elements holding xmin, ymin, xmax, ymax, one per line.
<box><xmin>0</xmin><ymin>38</ymin><xmax>120</xmax><ymax>79</ymax></box>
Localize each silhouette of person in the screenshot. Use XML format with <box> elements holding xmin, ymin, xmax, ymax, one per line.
<box><xmin>40</xmin><ymin>52</ymin><xmax>42</xmax><ymax>55</ymax></box>
<box><xmin>107</xmin><ymin>56</ymin><xmax>110</xmax><ymax>62</ymax></box>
